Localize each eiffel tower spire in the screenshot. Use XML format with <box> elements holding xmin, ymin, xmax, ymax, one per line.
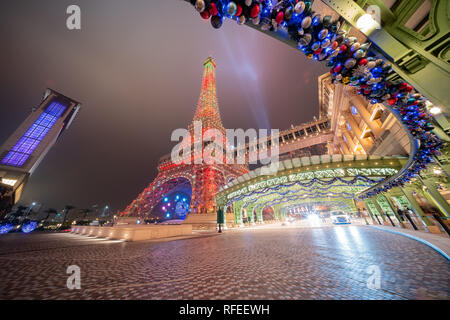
<box><xmin>193</xmin><ymin>57</ymin><xmax>224</xmax><ymax>130</ymax></box>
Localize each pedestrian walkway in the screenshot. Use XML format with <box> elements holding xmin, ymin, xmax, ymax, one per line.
<box><xmin>371</xmin><ymin>225</ymin><xmax>450</xmax><ymax>260</ymax></box>
<box><xmin>1</xmin><ymin>226</ymin><xmax>448</xmax><ymax>299</ymax></box>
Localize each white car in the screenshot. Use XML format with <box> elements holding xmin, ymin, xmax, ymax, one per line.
<box><xmin>330</xmin><ymin>211</ymin><xmax>351</xmax><ymax>224</ymax></box>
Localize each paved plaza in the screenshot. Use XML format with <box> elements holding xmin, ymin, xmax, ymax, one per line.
<box><xmin>0</xmin><ymin>226</ymin><xmax>448</xmax><ymax>300</ymax></box>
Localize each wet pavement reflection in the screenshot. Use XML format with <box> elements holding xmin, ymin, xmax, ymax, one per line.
<box><xmin>0</xmin><ymin>226</ymin><xmax>448</xmax><ymax>299</ymax></box>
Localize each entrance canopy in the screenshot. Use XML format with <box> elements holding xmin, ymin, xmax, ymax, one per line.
<box><xmin>216</xmin><ymin>154</ymin><xmax>406</xmax><ymax>220</ymax></box>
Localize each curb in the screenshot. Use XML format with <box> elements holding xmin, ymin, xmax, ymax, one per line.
<box><xmin>371</xmin><ymin>226</ymin><xmax>450</xmax><ymax>261</ymax></box>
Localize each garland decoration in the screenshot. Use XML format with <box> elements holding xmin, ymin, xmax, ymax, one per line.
<box><xmin>228</xmin><ymin>175</ymin><xmax>384</xmax><ymax>205</ymax></box>
<box><xmin>187</xmin><ymin>0</ymin><xmax>445</xmax><ymax>198</ymax></box>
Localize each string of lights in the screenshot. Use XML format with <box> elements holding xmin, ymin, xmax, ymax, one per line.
<box><xmin>227</xmin><ymin>175</ymin><xmax>384</xmax><ymax>206</ymax></box>
<box><xmin>253</xmin><ymin>191</ymin><xmax>356</xmax><ymax>213</ymax></box>
<box><xmin>239</xmin><ymin>183</ymin><xmax>373</xmax><ymax>208</ymax></box>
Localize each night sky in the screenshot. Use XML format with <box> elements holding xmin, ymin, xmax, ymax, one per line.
<box><xmin>0</xmin><ymin>0</ymin><xmax>328</xmax><ymax>212</ymax></box>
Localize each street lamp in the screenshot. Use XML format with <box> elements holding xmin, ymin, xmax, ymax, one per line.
<box><xmin>25</xmin><ymin>202</ymin><xmax>37</xmax><ymax>218</ymax></box>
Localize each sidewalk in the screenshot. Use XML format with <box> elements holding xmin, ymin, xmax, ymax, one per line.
<box><xmin>371</xmin><ymin>225</ymin><xmax>450</xmax><ymax>260</ymax></box>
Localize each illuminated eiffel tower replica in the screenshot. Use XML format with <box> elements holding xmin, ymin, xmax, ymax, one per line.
<box><xmin>121</xmin><ymin>57</ymin><xmax>248</xmax><ymax>228</ymax></box>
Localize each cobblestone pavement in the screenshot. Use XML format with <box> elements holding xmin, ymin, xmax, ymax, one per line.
<box><xmin>0</xmin><ymin>226</ymin><xmax>448</xmax><ymax>300</ymax></box>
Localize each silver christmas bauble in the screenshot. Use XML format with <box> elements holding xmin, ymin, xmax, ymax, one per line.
<box><xmin>294</xmin><ymin>2</ymin><xmax>306</xmax><ymax>14</ymax></box>
<box><xmin>301</xmin><ymin>16</ymin><xmax>312</xmax><ymax>29</ymax></box>
<box><xmin>344</xmin><ymin>58</ymin><xmax>356</xmax><ymax>69</ymax></box>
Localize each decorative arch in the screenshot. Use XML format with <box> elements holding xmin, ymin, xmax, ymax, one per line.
<box><xmin>145</xmin><ymin>177</ymin><xmax>193</xmax><ymax>221</ymax></box>
<box><xmin>155</xmin><ymin>173</ymin><xmax>195</xmax><ymax>191</ymax></box>
<box><xmin>216</xmin><ymin>155</ymin><xmax>405</xmax><ymax>226</ymax></box>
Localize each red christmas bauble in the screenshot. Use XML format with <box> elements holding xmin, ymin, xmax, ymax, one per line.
<box><xmin>209</xmin><ymin>3</ymin><xmax>218</xmax><ymax>16</ymax></box>
<box><xmin>388</xmin><ymin>98</ymin><xmax>397</xmax><ymax>106</ymax></box>
<box><xmin>275</xmin><ymin>11</ymin><xmax>284</xmax><ymax>24</ymax></box>
<box><xmin>236</xmin><ymin>5</ymin><xmax>243</xmax><ymax>16</ymax></box>
<box><xmin>250</xmin><ymin>4</ymin><xmax>260</xmax><ymax>18</ymax></box>
<box><xmin>399</xmin><ymin>82</ymin><xmax>408</xmax><ymax>89</ymax></box>
<box><xmin>200</xmin><ymin>10</ymin><xmax>211</xmax><ymax>19</ymax></box>
<box><xmin>358</xmin><ymin>58</ymin><xmax>368</xmax><ymax>66</ymax></box>
<box><xmin>339</xmin><ymin>45</ymin><xmax>347</xmax><ymax>53</ymax></box>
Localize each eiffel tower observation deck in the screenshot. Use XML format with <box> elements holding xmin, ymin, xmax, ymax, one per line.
<box><xmin>120</xmin><ymin>57</ymin><xmax>248</xmax><ymax>226</ymax></box>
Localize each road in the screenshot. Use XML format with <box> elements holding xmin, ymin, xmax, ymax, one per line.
<box><xmin>0</xmin><ymin>225</ymin><xmax>448</xmax><ymax>299</ymax></box>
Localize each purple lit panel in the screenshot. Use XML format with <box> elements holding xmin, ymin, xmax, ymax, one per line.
<box><xmin>1</xmin><ymin>101</ymin><xmax>67</xmax><ymax>167</ymax></box>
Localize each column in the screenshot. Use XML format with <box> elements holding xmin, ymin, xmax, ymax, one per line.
<box><xmin>378</xmin><ymin>194</ymin><xmax>396</xmax><ymax>227</ymax></box>
<box><xmin>233</xmin><ymin>203</ymin><xmax>243</xmax><ymax>226</ymax></box>
<box><xmin>434</xmin><ymin>156</ymin><xmax>450</xmax><ymax>178</ymax></box>
<box><xmin>350</xmin><ymin>96</ymin><xmax>383</xmax><ymax>137</ymax></box>
<box><xmin>222</xmin><ymin>206</ymin><xmax>227</xmax><ymax>226</ymax></box>
<box><xmin>370</xmin><ymin>206</ymin><xmax>382</xmax><ymax>225</ymax></box>
<box><xmin>412</xmin><ymin>188</ymin><xmax>450</xmax><ymax>235</ymax></box>
<box><xmin>371</xmin><ymin>196</ymin><xmax>388</xmax><ymax>224</ymax></box>
<box><xmin>273</xmin><ymin>206</ymin><xmax>281</xmax><ymax>221</ymax></box>
<box><xmin>246</xmin><ymin>204</ymin><xmax>256</xmax><ymax>225</ymax></box>
<box><xmin>400</xmin><ymin>188</ymin><xmax>433</xmax><ymax>227</ymax></box>
<box><xmin>339</xmin><ymin>136</ymin><xmax>351</xmax><ymax>154</ymax></box>
<box><xmin>345</xmin><ymin>112</ymin><xmax>372</xmax><ymax>152</ymax></box>
<box><xmin>256</xmin><ymin>208</ymin><xmax>263</xmax><ymax>224</ymax></box>
<box><xmin>382</xmin><ymin>194</ymin><xmax>405</xmax><ymax>228</ymax></box>
<box><xmin>419</xmin><ymin>177</ymin><xmax>450</xmax><ymax>217</ymax></box>
<box><xmin>343</xmin><ymin>131</ymin><xmax>357</xmax><ymax>152</ymax></box>
<box><xmin>363</xmin><ymin>201</ymin><xmax>377</xmax><ymax>224</ymax></box>
<box><xmin>222</xmin><ymin>206</ymin><xmax>233</xmax><ymax>230</ymax></box>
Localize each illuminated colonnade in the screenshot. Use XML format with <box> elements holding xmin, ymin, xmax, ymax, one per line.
<box><xmin>216</xmin><ymin>154</ymin><xmax>405</xmax><ymax>226</ymax></box>
<box><xmin>217</xmin><ymin>153</ymin><xmax>449</xmax><ymax>234</ymax></box>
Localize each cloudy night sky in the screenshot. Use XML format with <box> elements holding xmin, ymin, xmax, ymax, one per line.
<box><xmin>0</xmin><ymin>0</ymin><xmax>328</xmax><ymax>211</ymax></box>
